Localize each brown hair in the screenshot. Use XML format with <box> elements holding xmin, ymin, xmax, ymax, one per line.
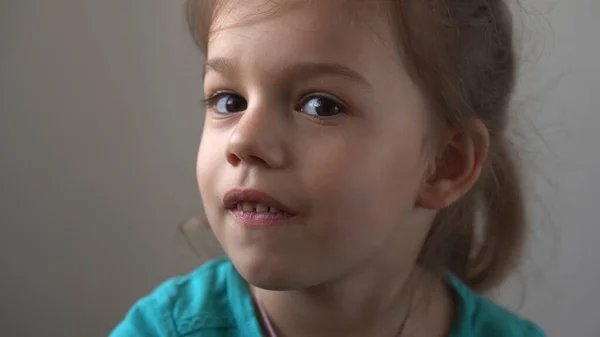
<box><xmin>185</xmin><ymin>0</ymin><xmax>526</xmax><ymax>293</ymax></box>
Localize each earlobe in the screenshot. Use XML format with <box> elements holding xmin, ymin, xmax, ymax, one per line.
<box><xmin>416</xmin><ymin>119</ymin><xmax>489</xmax><ymax>210</ymax></box>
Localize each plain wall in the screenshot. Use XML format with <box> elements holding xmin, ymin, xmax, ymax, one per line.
<box><xmin>1</xmin><ymin>1</ymin><xmax>205</xmax><ymax>335</ymax></box>
<box><xmin>1</xmin><ymin>0</ymin><xmax>598</xmax><ymax>336</ymax></box>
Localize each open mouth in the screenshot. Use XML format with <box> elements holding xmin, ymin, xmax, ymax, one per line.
<box><xmin>233</xmin><ymin>202</ymin><xmax>285</xmax><ymax>214</ymax></box>
<box><xmin>223</xmin><ymin>188</ymin><xmax>297</xmax><ymax>226</ymax></box>
<box><xmin>228</xmin><ymin>201</ymin><xmax>295</xmax><ymax>227</ymax></box>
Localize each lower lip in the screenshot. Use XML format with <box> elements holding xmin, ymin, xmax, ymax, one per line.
<box><xmin>229</xmin><ymin>209</ymin><xmax>294</xmax><ymax>227</ymax></box>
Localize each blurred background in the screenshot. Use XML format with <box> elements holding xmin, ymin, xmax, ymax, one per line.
<box><xmin>1</xmin><ymin>0</ymin><xmax>598</xmax><ymax>336</ymax></box>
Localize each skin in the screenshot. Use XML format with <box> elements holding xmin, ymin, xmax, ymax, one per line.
<box><xmin>197</xmin><ymin>1</ymin><xmax>489</xmax><ymax>336</ymax></box>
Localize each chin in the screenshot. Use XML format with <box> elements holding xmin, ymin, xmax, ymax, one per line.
<box><xmin>229</xmin><ymin>250</ymin><xmax>316</xmax><ymax>291</ymax></box>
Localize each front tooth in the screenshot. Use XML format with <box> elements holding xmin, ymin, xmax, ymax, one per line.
<box><xmin>256</xmin><ymin>204</ymin><xmax>269</xmax><ymax>213</ymax></box>
<box><xmin>269</xmin><ymin>207</ymin><xmax>278</xmax><ymax>213</ymax></box>
<box><xmin>236</xmin><ymin>203</ymin><xmax>243</xmax><ymax>211</ymax></box>
<box><xmin>242</xmin><ymin>202</ymin><xmax>254</xmax><ymax>212</ymax></box>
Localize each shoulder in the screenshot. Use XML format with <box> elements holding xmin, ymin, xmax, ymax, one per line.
<box><xmin>110</xmin><ymin>258</ymin><xmax>255</xmax><ymax>337</ymax></box>
<box><xmin>465</xmin><ymin>295</ymin><xmax>545</xmax><ymax>337</ymax></box>
<box><xmin>449</xmin><ymin>275</ymin><xmax>545</xmax><ymax>337</ymax></box>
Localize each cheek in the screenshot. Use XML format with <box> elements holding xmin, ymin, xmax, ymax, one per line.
<box><xmin>299</xmin><ymin>130</ymin><xmax>427</xmax><ymax>240</ymax></box>
<box><xmin>196</xmin><ymin>130</ymin><xmax>224</xmax><ymax>212</ymax></box>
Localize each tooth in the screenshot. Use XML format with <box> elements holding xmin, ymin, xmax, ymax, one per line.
<box><xmin>236</xmin><ymin>203</ymin><xmax>243</xmax><ymax>211</ymax></box>
<box><xmin>269</xmin><ymin>207</ymin><xmax>278</xmax><ymax>213</ymax></box>
<box><xmin>256</xmin><ymin>203</ymin><xmax>268</xmax><ymax>213</ymax></box>
<box><xmin>242</xmin><ymin>202</ymin><xmax>254</xmax><ymax>212</ymax></box>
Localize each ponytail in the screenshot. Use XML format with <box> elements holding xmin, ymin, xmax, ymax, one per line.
<box><xmin>466</xmin><ymin>141</ymin><xmax>526</xmax><ymax>291</ymax></box>
<box><xmin>421</xmin><ymin>140</ymin><xmax>526</xmax><ymax>293</ymax></box>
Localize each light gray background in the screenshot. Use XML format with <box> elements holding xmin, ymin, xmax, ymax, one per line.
<box><xmin>1</xmin><ymin>1</ymin><xmax>598</xmax><ymax>336</ymax></box>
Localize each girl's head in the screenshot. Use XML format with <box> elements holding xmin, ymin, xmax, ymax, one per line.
<box><xmin>189</xmin><ymin>0</ymin><xmax>524</xmax><ymax>293</ymax></box>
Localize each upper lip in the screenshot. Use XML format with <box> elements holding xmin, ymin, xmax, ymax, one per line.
<box><xmin>223</xmin><ymin>188</ymin><xmax>297</xmax><ymax>215</ymax></box>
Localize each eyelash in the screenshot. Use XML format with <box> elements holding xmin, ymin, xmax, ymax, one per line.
<box><xmin>297</xmin><ymin>92</ymin><xmax>349</xmax><ymax>113</ymax></box>
<box><xmin>201</xmin><ymin>90</ymin><xmax>234</xmax><ymax>107</ymax></box>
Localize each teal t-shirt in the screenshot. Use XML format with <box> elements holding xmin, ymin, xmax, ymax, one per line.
<box><xmin>110</xmin><ymin>258</ymin><xmax>544</xmax><ymax>337</ymax></box>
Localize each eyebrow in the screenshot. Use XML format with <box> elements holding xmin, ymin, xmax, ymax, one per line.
<box><xmin>204</xmin><ymin>57</ymin><xmax>372</xmax><ymax>89</ymax></box>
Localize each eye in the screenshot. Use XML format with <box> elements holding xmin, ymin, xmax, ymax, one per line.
<box><xmin>299</xmin><ymin>94</ymin><xmax>346</xmax><ymax>118</ymax></box>
<box><xmin>205</xmin><ymin>92</ymin><xmax>247</xmax><ymax>114</ymax></box>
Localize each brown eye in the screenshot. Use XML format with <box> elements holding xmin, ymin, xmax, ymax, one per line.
<box><xmin>207</xmin><ymin>92</ymin><xmax>247</xmax><ymax>114</ymax></box>
<box><xmin>300</xmin><ymin>94</ymin><xmax>346</xmax><ymax>118</ymax></box>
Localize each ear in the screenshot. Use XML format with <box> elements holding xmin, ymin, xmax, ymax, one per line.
<box><xmin>417</xmin><ymin>119</ymin><xmax>489</xmax><ymax>210</ymax></box>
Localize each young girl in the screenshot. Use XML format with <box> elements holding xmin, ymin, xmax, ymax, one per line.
<box><xmin>112</xmin><ymin>0</ymin><xmax>545</xmax><ymax>336</ymax></box>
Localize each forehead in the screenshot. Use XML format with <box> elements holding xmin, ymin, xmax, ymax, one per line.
<box><xmin>206</xmin><ymin>0</ymin><xmax>400</xmax><ymax>71</ymax></box>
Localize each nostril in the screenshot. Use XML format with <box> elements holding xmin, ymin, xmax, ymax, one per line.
<box><xmin>227</xmin><ymin>151</ymin><xmax>271</xmax><ymax>167</ymax></box>
<box><xmin>226</xmin><ymin>152</ymin><xmax>241</xmax><ymax>166</ymax></box>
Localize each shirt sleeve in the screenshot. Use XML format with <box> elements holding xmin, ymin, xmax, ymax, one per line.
<box><xmin>109</xmin><ymin>288</ymin><xmax>177</xmax><ymax>337</ymax></box>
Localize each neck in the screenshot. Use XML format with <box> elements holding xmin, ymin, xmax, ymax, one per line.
<box><xmin>252</xmin><ymin>257</ymin><xmax>455</xmax><ymax>337</ymax></box>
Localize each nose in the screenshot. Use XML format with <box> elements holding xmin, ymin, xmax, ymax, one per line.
<box><xmin>225</xmin><ymin>104</ymin><xmax>287</xmax><ymax>169</ymax></box>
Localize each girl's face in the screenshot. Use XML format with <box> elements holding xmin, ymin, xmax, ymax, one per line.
<box><xmin>198</xmin><ymin>1</ymin><xmax>435</xmax><ymax>289</ymax></box>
